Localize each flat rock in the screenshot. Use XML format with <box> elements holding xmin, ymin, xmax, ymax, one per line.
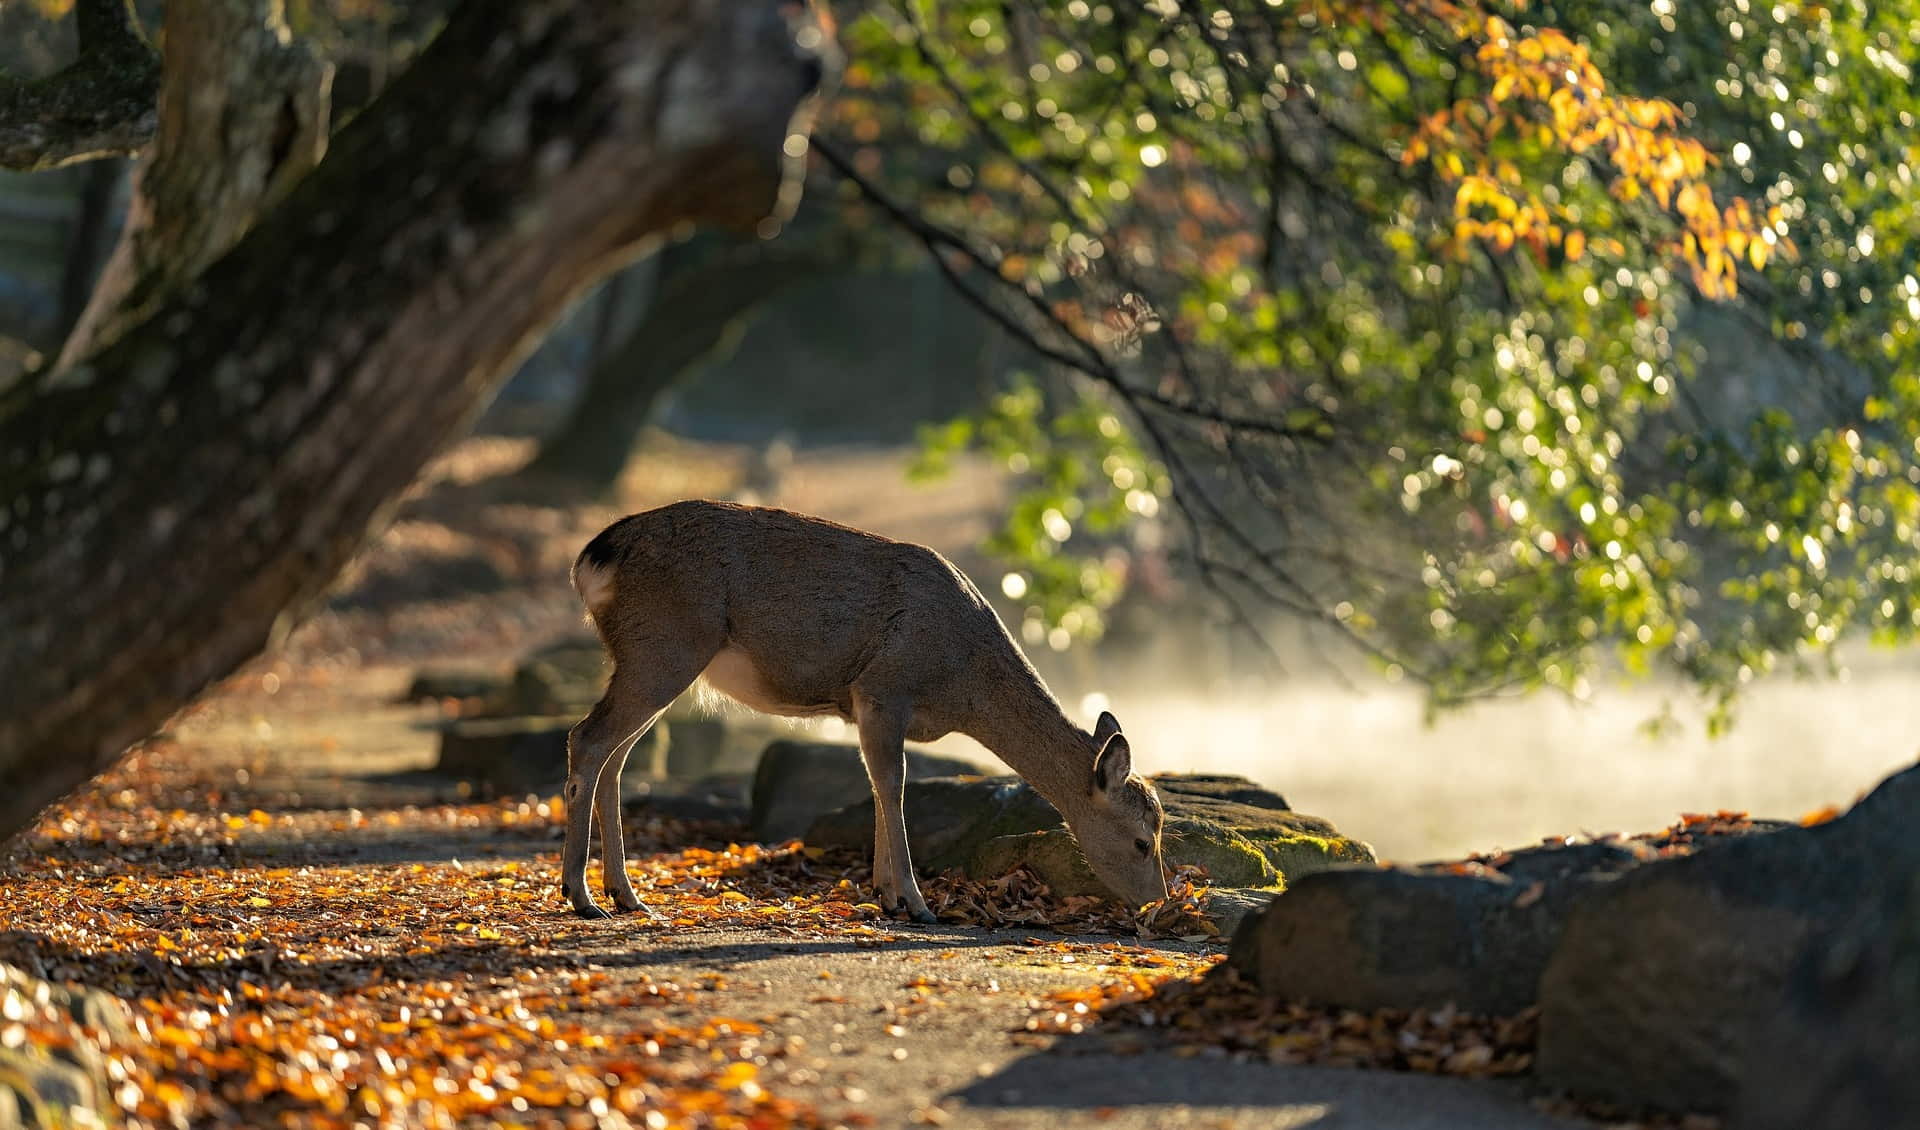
<box><xmin>402</xmin><ymin>666</ymin><xmax>510</xmax><ymax>703</ymax></box>
<box><xmin>1535</xmin><ymin>762</ymin><xmax>1920</xmax><ymax>1114</ymax></box>
<box><xmin>623</xmin><ymin>774</ymin><xmax>753</xmax><ymax>825</ymax></box>
<box><xmin>750</xmin><ymin>741</ymin><xmax>985</xmax><ymax>842</ymax></box>
<box><xmin>1229</xmin><ymin>840</ymin><xmax>1648</xmax><ymax>1015</ymax></box>
<box><xmin>496</xmin><ymin>637</ymin><xmax>607</xmax><ymax>717</ymax></box>
<box><xmin>965</xmin><ymin>829</ymin><xmax>1280</xmax><ymax>933</ymax></box>
<box><xmin>810</xmin><ymin>772</ymin><xmax>1371</xmax><ymax>887</ymax></box>
<box><xmin>436</xmin><ymin>715</ymin><xmax>665</xmax><ymax>795</ymax></box>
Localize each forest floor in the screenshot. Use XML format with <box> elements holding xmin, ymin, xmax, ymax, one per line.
<box><xmin>0</xmin><ymin>434</ymin><xmax>1707</xmax><ymax>1129</ymax></box>
<box><xmin>2</xmin><ymin>662</ymin><xmax>1596</xmax><ymax>1130</ymax></box>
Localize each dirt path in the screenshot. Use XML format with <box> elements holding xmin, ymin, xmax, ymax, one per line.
<box><xmin>0</xmin><ymin>666</ymin><xmax>1570</xmax><ymax>1129</ymax></box>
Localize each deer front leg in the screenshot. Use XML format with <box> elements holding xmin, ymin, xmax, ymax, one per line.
<box><xmin>854</xmin><ymin>695</ymin><xmax>936</xmax><ymax>924</ymax></box>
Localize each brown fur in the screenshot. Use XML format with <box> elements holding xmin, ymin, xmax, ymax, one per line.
<box><xmin>559</xmin><ymin>500</ymin><xmax>1170</xmax><ymax>921</ymax></box>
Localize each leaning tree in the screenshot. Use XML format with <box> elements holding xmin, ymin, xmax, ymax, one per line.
<box><xmin>0</xmin><ymin>0</ymin><xmax>832</xmax><ymax>841</ymax></box>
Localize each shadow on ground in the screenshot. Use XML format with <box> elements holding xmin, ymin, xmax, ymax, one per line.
<box><xmin>954</xmin><ymin>1049</ymin><xmax>1572</xmax><ymax>1129</ymax></box>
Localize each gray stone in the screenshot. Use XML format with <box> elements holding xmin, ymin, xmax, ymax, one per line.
<box><xmin>969</xmin><ymin>830</ymin><xmax>1115</xmax><ymax>898</ymax></box>
<box><xmin>1229</xmin><ymin>840</ymin><xmax>1648</xmax><ymax>1015</ymax></box>
<box><xmin>498</xmin><ymin>637</ymin><xmax>607</xmax><ymax>716</ymax></box>
<box><xmin>1151</xmin><ymin>774</ymin><xmax>1290</xmax><ymax>809</ymax></box>
<box><xmin>969</xmin><ymin>820</ymin><xmax>1282</xmax><ymax>892</ymax></box>
<box><xmin>436</xmin><ymin>715</ymin><xmax>665</xmax><ymax>794</ymax></box>
<box><xmin>1733</xmin><ymin>870</ymin><xmax>1920</xmax><ymax>1130</ymax></box>
<box><xmin>1206</xmin><ymin>888</ymin><xmax>1279</xmax><ymax>937</ymax></box>
<box><xmin>810</xmin><ymin>772</ymin><xmax>1371</xmax><ymax>887</ymax></box>
<box><xmin>805</xmin><ymin>774</ymin><xmax>1060</xmax><ymax>868</ymax></box>
<box><xmin>1535</xmin><ymin>762</ymin><xmax>1920</xmax><ymax>1115</ymax></box>
<box><xmin>402</xmin><ymin>666</ymin><xmax>509</xmax><ymax>703</ymax></box>
<box><xmin>658</xmin><ymin>712</ymin><xmax>730</xmax><ymax>779</ymax></box>
<box><xmin>963</xmin><ymin>829</ymin><xmax>1281</xmax><ymax>934</ymax></box>
<box><xmin>750</xmin><ymin>741</ymin><xmax>985</xmax><ymax>842</ymax></box>
<box><xmin>624</xmin><ymin>773</ymin><xmax>752</xmax><ymax>825</ymax></box>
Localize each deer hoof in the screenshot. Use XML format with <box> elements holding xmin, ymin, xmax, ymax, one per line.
<box><xmin>909</xmin><ymin>906</ymin><xmax>940</xmax><ymax>925</ymax></box>
<box><xmin>573</xmin><ymin>902</ymin><xmax>612</xmax><ymax>920</ymax></box>
<box><xmin>611</xmin><ymin>889</ymin><xmax>644</xmax><ymax>913</ymax></box>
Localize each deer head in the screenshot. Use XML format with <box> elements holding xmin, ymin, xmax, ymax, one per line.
<box><xmin>1067</xmin><ymin>711</ymin><xmax>1170</xmax><ymax>908</ymax></box>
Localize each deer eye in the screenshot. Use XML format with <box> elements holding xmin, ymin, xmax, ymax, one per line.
<box><xmin>1134</xmin><ymin>838</ymin><xmax>1152</xmax><ymax>856</ymax></box>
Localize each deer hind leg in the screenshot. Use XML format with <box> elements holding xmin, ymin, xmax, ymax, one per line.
<box><xmin>562</xmin><ymin>656</ymin><xmax>709</xmax><ymax>919</ymax></box>
<box><xmin>593</xmin><ymin>723</ymin><xmax>658</xmax><ymax>914</ymax></box>
<box><xmin>854</xmin><ymin>694</ymin><xmax>936</xmax><ymax>924</ymax></box>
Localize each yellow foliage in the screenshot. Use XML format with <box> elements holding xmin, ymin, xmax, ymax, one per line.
<box><xmin>1404</xmin><ymin>13</ymin><xmax>1779</xmax><ymax>297</ymax></box>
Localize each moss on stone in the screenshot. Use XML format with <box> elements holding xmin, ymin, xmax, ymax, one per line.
<box><xmin>1164</xmin><ymin>818</ymin><xmax>1280</xmax><ymax>888</ymax></box>
<box><xmin>1234</xmin><ymin>824</ymin><xmax>1377</xmax><ymax>883</ymax></box>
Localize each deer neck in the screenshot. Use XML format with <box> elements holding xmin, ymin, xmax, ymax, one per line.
<box><xmin>958</xmin><ymin>669</ymin><xmax>1097</xmax><ymax>823</ymax></box>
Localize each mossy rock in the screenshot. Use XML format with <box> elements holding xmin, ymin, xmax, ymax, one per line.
<box><xmin>757</xmin><ymin>743</ymin><xmax>991</xmax><ymax>843</ymax></box>
<box><xmin>1239</xmin><ymin>823</ymin><xmax>1378</xmax><ymax>878</ymax></box>
<box><xmin>812</xmin><ymin>772</ymin><xmax>1368</xmax><ymax>887</ymax></box>
<box><xmin>969</xmin><ymin>830</ymin><xmax>1111</xmax><ymax>898</ymax></box>
<box><xmin>968</xmin><ymin>824</ymin><xmax>1280</xmax><ymax>893</ymax></box>
<box><xmin>1163</xmin><ymin>817</ymin><xmax>1282</xmax><ymax>887</ymax></box>
<box><xmin>966</xmin><ymin>830</ymin><xmax>1281</xmax><ymax>932</ymax></box>
<box><xmin>805</xmin><ymin>776</ymin><xmax>1062</xmax><ymax>870</ymax></box>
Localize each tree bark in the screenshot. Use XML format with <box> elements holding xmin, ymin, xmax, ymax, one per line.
<box><xmin>524</xmin><ymin>233</ymin><xmax>841</xmax><ymax>489</ymax></box>
<box><xmin>0</xmin><ymin>0</ymin><xmax>159</xmax><ymax>173</ymax></box>
<box><xmin>0</xmin><ymin>0</ymin><xmax>829</xmax><ymax>840</ymax></box>
<box><xmin>55</xmin><ymin>0</ymin><xmax>334</xmax><ymax>370</ymax></box>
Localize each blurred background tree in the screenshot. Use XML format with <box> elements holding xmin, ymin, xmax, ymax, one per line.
<box><xmin>816</xmin><ymin>0</ymin><xmax>1918</xmax><ymax>729</ymax></box>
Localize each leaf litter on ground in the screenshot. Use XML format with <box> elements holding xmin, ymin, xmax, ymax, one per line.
<box><xmin>2</xmin><ymin>736</ymin><xmax>1226</xmax><ymax>1129</ymax></box>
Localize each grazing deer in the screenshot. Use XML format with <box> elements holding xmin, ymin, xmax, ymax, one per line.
<box><xmin>559</xmin><ymin>499</ymin><xmax>1170</xmax><ymax>921</ymax></box>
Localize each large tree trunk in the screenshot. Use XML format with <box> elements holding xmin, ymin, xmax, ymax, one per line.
<box><xmin>0</xmin><ymin>0</ymin><xmax>830</xmax><ymax>840</ymax></box>
<box><xmin>524</xmin><ymin>233</ymin><xmax>840</xmax><ymax>490</ymax></box>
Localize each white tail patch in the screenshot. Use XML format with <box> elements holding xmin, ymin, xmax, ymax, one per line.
<box><xmin>572</xmin><ymin>557</ymin><xmax>618</xmax><ymax>617</ymax></box>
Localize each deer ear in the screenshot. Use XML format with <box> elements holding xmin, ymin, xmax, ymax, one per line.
<box><xmin>1093</xmin><ymin>710</ymin><xmax>1122</xmax><ymax>746</ymax></box>
<box><xmin>1092</xmin><ymin>733</ymin><xmax>1132</xmax><ymax>795</ymax></box>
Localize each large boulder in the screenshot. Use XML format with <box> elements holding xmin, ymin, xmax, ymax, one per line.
<box><xmin>1229</xmin><ymin>840</ymin><xmax>1651</xmax><ymax>1015</ymax></box>
<box><xmin>1152</xmin><ymin>775</ymin><xmax>1372</xmax><ymax>881</ymax></box>
<box><xmin>624</xmin><ymin>773</ymin><xmax>754</xmax><ymax>825</ymax></box>
<box><xmin>436</xmin><ymin>715</ymin><xmax>666</xmax><ymax>795</ymax></box>
<box><xmin>402</xmin><ymin>666</ymin><xmax>510</xmax><ymax>703</ymax></box>
<box><xmin>808</xmin><ymin>772</ymin><xmax>1372</xmax><ymax>886</ymax></box>
<box><xmin>969</xmin><ymin>829</ymin><xmax>1114</xmax><ymax>898</ymax></box>
<box><xmin>970</xmin><ymin>818</ymin><xmax>1284</xmax><ymax>891</ymax></box>
<box><xmin>750</xmin><ymin>741</ymin><xmax>986</xmax><ymax>842</ymax></box>
<box><xmin>0</xmin><ymin>964</ymin><xmax>129</xmax><ymax>1130</ymax></box>
<box><xmin>1732</xmin><ymin>870</ymin><xmax>1920</xmax><ymax>1130</ymax></box>
<box><xmin>1534</xmin><ymin>762</ymin><xmax>1920</xmax><ymax>1114</ymax></box>
<box><xmin>496</xmin><ymin>637</ymin><xmax>607</xmax><ymax>717</ymax></box>
<box><xmin>804</xmin><ymin>775</ymin><xmax>1060</xmax><ymax>868</ymax></box>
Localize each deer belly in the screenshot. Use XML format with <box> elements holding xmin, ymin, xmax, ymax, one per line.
<box><xmin>699</xmin><ymin>646</ymin><xmax>838</xmax><ymax>718</ymax></box>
